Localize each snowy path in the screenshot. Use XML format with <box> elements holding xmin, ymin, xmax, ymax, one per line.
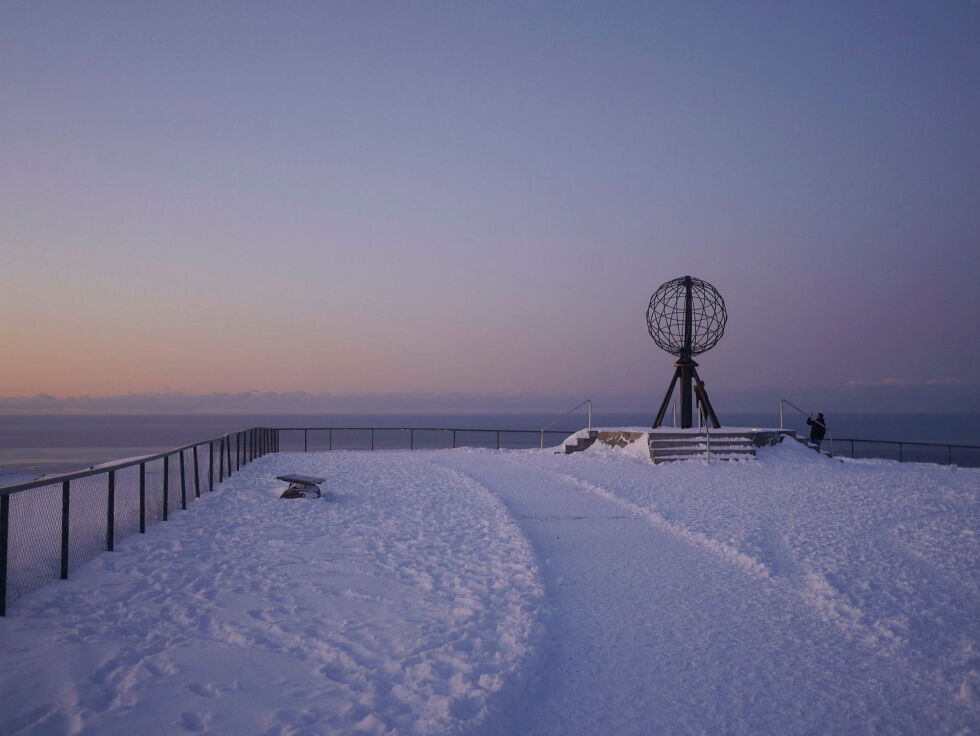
<box><xmin>439</xmin><ymin>449</ymin><xmax>975</xmax><ymax>735</ymax></box>
<box><xmin>1</xmin><ymin>443</ymin><xmax>977</xmax><ymax>734</ymax></box>
<box><xmin>0</xmin><ymin>453</ymin><xmax>544</xmax><ymax>736</ymax></box>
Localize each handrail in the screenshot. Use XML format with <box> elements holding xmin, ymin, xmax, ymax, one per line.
<box><xmin>703</xmin><ymin>405</ymin><xmax>711</xmax><ymax>464</ymax></box>
<box><xmin>539</xmin><ymin>400</ymin><xmax>592</xmax><ymax>449</ymax></box>
<box><xmin>779</xmin><ymin>398</ymin><xmax>810</xmax><ymax>428</ymax></box>
<box><xmin>780</xmin><ymin>398</ymin><xmax>832</xmax><ymax>456</ymax></box>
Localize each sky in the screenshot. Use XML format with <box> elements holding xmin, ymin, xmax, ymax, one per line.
<box><xmin>1</xmin><ymin>1</ymin><xmax>978</xmax><ymax>413</ymax></box>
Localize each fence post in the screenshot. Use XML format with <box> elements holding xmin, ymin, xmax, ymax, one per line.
<box><xmin>106</xmin><ymin>470</ymin><xmax>115</xmax><ymax>552</ymax></box>
<box><xmin>180</xmin><ymin>451</ymin><xmax>188</xmax><ymax>510</ymax></box>
<box><xmin>899</xmin><ymin>443</ymin><xmax>904</xmax><ymax>462</ymax></box>
<box><xmin>1</xmin><ymin>494</ymin><xmax>9</xmax><ymax>616</ymax></box>
<box><xmin>139</xmin><ymin>462</ymin><xmax>146</xmax><ymax>533</ymax></box>
<box><xmin>453</xmin><ymin>430</ymin><xmax>457</xmax><ymax>448</ymax></box>
<box><xmin>61</xmin><ymin>480</ymin><xmax>70</xmax><ymax>579</ymax></box>
<box><xmin>193</xmin><ymin>446</ymin><xmax>201</xmax><ymax>498</ymax></box>
<box><xmin>371</xmin><ymin>429</ymin><xmax>375</xmax><ymax>451</ymax></box>
<box><xmin>163</xmin><ymin>455</ymin><xmax>170</xmax><ymax>521</ymax></box>
<box><xmin>329</xmin><ymin>429</ymin><xmax>332</xmax><ymax>451</ymax></box>
<box><xmin>410</xmin><ymin>429</ymin><xmax>414</xmax><ymax>450</ymax></box>
<box><xmin>496</xmin><ymin>431</ymin><xmax>500</xmax><ymax>450</ymax></box>
<box><xmin>851</xmin><ymin>439</ymin><xmax>855</xmax><ymax>458</ymax></box>
<box><xmin>236</xmin><ymin>433</ymin><xmax>241</xmax><ymax>471</ymax></box>
<box><xmin>948</xmin><ymin>445</ymin><xmax>953</xmax><ymax>465</ymax></box>
<box><xmin>304</xmin><ymin>429</ymin><xmax>308</xmax><ymax>452</ymax></box>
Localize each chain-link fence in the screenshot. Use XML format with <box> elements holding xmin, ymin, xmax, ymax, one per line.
<box><xmin>0</xmin><ymin>428</ymin><xmax>275</xmax><ymax>614</ymax></box>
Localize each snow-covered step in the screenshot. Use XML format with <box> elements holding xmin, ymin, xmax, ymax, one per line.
<box><xmin>650</xmin><ymin>446</ymin><xmax>756</xmax><ymax>456</ymax></box>
<box><xmin>652</xmin><ymin>452</ymin><xmax>757</xmax><ymax>464</ymax></box>
<box><xmin>792</xmin><ymin>435</ymin><xmax>835</xmax><ymax>458</ymax></box>
<box><xmin>649</xmin><ymin>432</ymin><xmax>757</xmax><ymax>464</ymax></box>
<box><xmin>651</xmin><ymin>441</ymin><xmax>755</xmax><ymax>450</ymax></box>
<box><xmin>562</xmin><ymin>431</ymin><xmax>599</xmax><ymax>454</ymax></box>
<box><xmin>557</xmin><ymin>428</ymin><xmax>792</xmax><ymax>463</ymax></box>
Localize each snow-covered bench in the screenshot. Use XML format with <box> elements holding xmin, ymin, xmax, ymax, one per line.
<box><xmin>276</xmin><ymin>474</ymin><xmax>325</xmax><ymax>499</ymax></box>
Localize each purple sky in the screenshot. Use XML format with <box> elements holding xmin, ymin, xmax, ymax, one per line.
<box><xmin>1</xmin><ymin>2</ymin><xmax>978</xmax><ymax>413</ymax></box>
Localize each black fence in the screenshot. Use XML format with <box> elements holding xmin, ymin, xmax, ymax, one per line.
<box><xmin>274</xmin><ymin>427</ymin><xmax>570</xmax><ymax>452</ymax></box>
<box><xmin>828</xmin><ymin>437</ymin><xmax>980</xmax><ymax>467</ymax></box>
<box><xmin>3</xmin><ymin>424</ymin><xmax>977</xmax><ymax>616</ymax></box>
<box><xmin>0</xmin><ymin>427</ymin><xmax>276</xmax><ymax>616</ymax></box>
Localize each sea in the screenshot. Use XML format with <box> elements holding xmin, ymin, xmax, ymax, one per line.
<box><xmin>2</xmin><ymin>412</ymin><xmax>980</xmax><ymax>478</ymax></box>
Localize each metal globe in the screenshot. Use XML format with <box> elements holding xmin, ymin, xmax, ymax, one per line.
<box><xmin>646</xmin><ymin>275</ymin><xmax>727</xmax><ymax>357</ymax></box>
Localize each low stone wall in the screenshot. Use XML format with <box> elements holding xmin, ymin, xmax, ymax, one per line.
<box><xmin>595</xmin><ymin>431</ymin><xmax>647</xmax><ymax>448</ymax></box>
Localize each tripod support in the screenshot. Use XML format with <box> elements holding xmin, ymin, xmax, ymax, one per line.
<box><xmin>652</xmin><ymin>353</ymin><xmax>720</xmax><ymax>429</ymax></box>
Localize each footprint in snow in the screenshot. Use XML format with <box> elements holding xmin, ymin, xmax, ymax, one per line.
<box><xmin>179</xmin><ymin>710</ymin><xmax>211</xmax><ymax>732</ymax></box>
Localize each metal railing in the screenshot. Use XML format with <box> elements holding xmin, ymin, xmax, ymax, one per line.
<box><xmin>828</xmin><ymin>437</ymin><xmax>980</xmax><ymax>465</ymax></box>
<box><xmin>273</xmin><ymin>427</ymin><xmax>574</xmax><ymax>453</ymax></box>
<box><xmin>540</xmin><ymin>400</ymin><xmax>593</xmax><ymax>449</ymax></box>
<box><xmin>780</xmin><ymin>398</ymin><xmax>832</xmax><ymax>456</ymax></box>
<box><xmin>0</xmin><ymin>423</ymin><xmax>587</xmax><ymax>614</ymax></box>
<box><xmin>702</xmin><ymin>405</ymin><xmax>711</xmax><ymax>464</ymax></box>
<box><xmin>4</xmin><ymin>419</ymin><xmax>974</xmax><ymax>616</ymax></box>
<box><xmin>779</xmin><ymin>399</ymin><xmax>979</xmax><ymax>465</ymax></box>
<box><xmin>0</xmin><ymin>427</ymin><xmax>277</xmax><ymax>615</ymax></box>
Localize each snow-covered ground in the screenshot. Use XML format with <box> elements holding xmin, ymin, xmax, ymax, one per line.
<box><xmin>1</xmin><ymin>441</ymin><xmax>978</xmax><ymax>735</ymax></box>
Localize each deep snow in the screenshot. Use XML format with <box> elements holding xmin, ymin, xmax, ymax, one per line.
<box><xmin>1</xmin><ymin>441</ymin><xmax>977</xmax><ymax>735</ymax></box>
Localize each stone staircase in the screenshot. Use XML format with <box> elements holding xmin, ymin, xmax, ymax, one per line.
<box><xmin>562</xmin><ymin>431</ymin><xmax>599</xmax><ymax>454</ymax></box>
<box><xmin>648</xmin><ymin>432</ymin><xmax>757</xmax><ymax>465</ymax></box>
<box><xmin>560</xmin><ymin>428</ymin><xmax>789</xmax><ymax>462</ymax></box>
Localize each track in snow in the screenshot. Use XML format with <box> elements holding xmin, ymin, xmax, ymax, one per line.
<box><xmin>1</xmin><ymin>444</ymin><xmax>977</xmax><ymax>735</ymax></box>
<box><xmin>438</xmin><ymin>449</ymin><xmax>973</xmax><ymax>735</ymax></box>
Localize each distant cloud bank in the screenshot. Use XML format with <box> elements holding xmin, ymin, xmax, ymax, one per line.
<box><xmin>0</xmin><ymin>391</ymin><xmax>616</xmax><ymax>415</ymax></box>
<box><xmin>0</xmin><ymin>382</ymin><xmax>977</xmax><ymax>415</ymax></box>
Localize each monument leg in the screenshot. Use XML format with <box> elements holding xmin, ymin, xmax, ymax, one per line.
<box><xmin>692</xmin><ymin>368</ymin><xmax>721</xmax><ymax>429</ymax></box>
<box><xmin>652</xmin><ymin>367</ymin><xmax>681</xmax><ymax>428</ymax></box>
<box><xmin>680</xmin><ymin>363</ymin><xmax>693</xmax><ymax>428</ymax></box>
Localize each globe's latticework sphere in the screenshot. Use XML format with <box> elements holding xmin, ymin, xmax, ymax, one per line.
<box><xmin>646</xmin><ymin>276</ymin><xmax>727</xmax><ymax>357</ymax></box>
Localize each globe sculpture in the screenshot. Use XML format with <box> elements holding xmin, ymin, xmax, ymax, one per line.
<box><xmin>647</xmin><ymin>275</ymin><xmax>727</xmax><ymax>429</ymax></box>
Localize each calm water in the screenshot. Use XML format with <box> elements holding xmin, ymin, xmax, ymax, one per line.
<box><xmin>1</xmin><ymin>412</ymin><xmax>979</xmax><ymax>477</ymax></box>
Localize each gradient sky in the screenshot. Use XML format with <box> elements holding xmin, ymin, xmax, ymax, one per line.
<box><xmin>1</xmin><ymin>2</ymin><xmax>978</xmax><ymax>411</ymax></box>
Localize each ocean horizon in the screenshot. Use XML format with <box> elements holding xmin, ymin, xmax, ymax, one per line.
<box><xmin>2</xmin><ymin>411</ymin><xmax>980</xmax><ymax>477</ymax></box>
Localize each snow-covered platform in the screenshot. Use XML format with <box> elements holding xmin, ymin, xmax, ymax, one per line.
<box><xmin>562</xmin><ymin>426</ymin><xmax>794</xmax><ymax>463</ymax></box>
<box><xmin>1</xmin><ymin>442</ymin><xmax>977</xmax><ymax>734</ymax></box>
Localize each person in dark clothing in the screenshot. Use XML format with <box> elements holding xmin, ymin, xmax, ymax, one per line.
<box><xmin>807</xmin><ymin>412</ymin><xmax>827</xmax><ymax>450</ymax></box>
